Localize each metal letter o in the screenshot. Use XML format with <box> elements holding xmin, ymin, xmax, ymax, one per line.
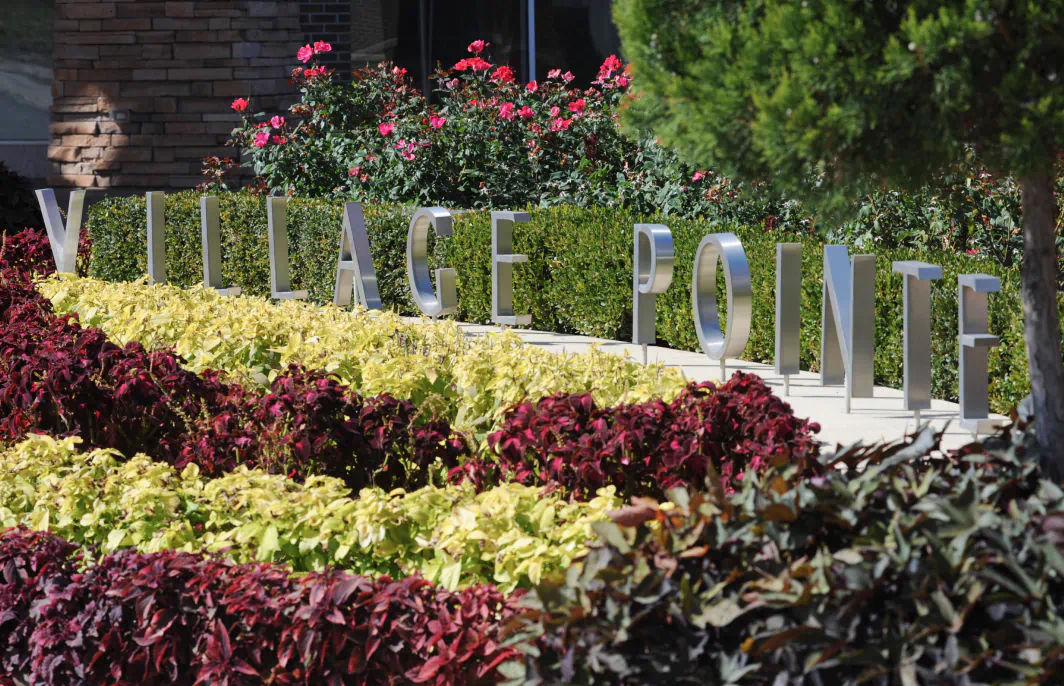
<box><xmin>407</xmin><ymin>207</ymin><xmax>457</xmax><ymax>317</ymax></box>
<box><xmin>691</xmin><ymin>232</ymin><xmax>753</xmax><ymax>361</ymax></box>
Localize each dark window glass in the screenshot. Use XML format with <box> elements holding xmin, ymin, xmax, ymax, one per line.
<box><xmin>352</xmin><ymin>0</ymin><xmax>528</xmax><ymax>98</ymax></box>
<box><xmin>534</xmin><ymin>0</ymin><xmax>620</xmax><ymax>84</ymax></box>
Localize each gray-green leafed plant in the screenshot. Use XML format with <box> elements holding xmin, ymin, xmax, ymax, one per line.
<box><xmin>613</xmin><ymin>0</ymin><xmax>1064</xmax><ymax>478</ymax></box>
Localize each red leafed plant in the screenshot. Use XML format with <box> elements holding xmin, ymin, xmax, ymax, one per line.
<box><xmin>0</xmin><ymin>529</ymin><xmax>77</xmax><ymax>685</ymax></box>
<box><xmin>178</xmin><ymin>364</ymin><xmax>468</xmax><ymax>489</ymax></box>
<box><xmin>452</xmin><ymin>373</ymin><xmax>822</xmax><ymax>500</ymax></box>
<box><xmin>0</xmin><ymin>528</ymin><xmax>519</xmax><ymax>685</ymax></box>
<box><xmin>0</xmin><ymin>227</ymin><xmax>91</xmax><ymax>280</ymax></box>
<box><xmin>0</xmin><ymin>272</ymin><xmax>469</xmax><ymax>491</ymax></box>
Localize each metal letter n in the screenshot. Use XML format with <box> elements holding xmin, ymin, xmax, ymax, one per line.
<box><xmin>821</xmin><ymin>245</ymin><xmax>875</xmax><ymax>412</ymax></box>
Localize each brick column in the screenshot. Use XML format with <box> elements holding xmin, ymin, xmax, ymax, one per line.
<box><xmin>50</xmin><ymin>0</ymin><xmax>303</xmax><ymax>191</ymax></box>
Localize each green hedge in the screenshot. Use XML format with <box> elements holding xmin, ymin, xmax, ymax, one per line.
<box><xmin>86</xmin><ymin>190</ymin><xmax>1049</xmax><ymax>413</ymax></box>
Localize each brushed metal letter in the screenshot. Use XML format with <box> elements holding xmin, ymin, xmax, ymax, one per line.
<box><xmin>146</xmin><ymin>191</ymin><xmax>166</xmax><ymax>284</ymax></box>
<box><xmin>958</xmin><ymin>274</ymin><xmax>1002</xmax><ymax>436</ymax></box>
<box><xmin>266</xmin><ymin>196</ymin><xmax>308</xmax><ymax>301</ymax></box>
<box><xmin>34</xmin><ymin>188</ymin><xmax>84</xmax><ymax>275</ymax></box>
<box><xmin>199</xmin><ymin>196</ymin><xmax>240</xmax><ymax>296</ymax></box>
<box><xmin>334</xmin><ymin>202</ymin><xmax>382</xmax><ymax>310</ymax></box>
<box><xmin>774</xmin><ymin>243</ymin><xmax>801</xmax><ymax>394</ymax></box>
<box><xmin>407</xmin><ymin>207</ymin><xmax>457</xmax><ymax>317</ymax></box>
<box><xmin>633</xmin><ymin>224</ymin><xmax>674</xmax><ymax>348</ymax></box>
<box><xmin>691</xmin><ymin>232</ymin><xmax>752</xmax><ymax>378</ymax></box>
<box><xmin>891</xmin><ymin>261</ymin><xmax>942</xmax><ymax>419</ymax></box>
<box><xmin>491</xmin><ymin>211</ymin><xmax>531</xmax><ymax>326</ymax></box>
<box><xmin>821</xmin><ymin>246</ymin><xmax>876</xmax><ymax>411</ymax></box>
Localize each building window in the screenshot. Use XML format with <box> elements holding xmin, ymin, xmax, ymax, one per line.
<box><xmin>533</xmin><ymin>0</ymin><xmax>621</xmax><ymax>84</ymax></box>
<box><xmin>346</xmin><ymin>0</ymin><xmax>619</xmax><ymax>97</ymax></box>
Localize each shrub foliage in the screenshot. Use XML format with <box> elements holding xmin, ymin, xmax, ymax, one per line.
<box><xmin>454</xmin><ymin>373</ymin><xmax>821</xmax><ymax>500</ymax></box>
<box><xmin>0</xmin><ymin>527</ymin><xmax>519</xmax><ymax>685</ymax></box>
<box><xmin>508</xmin><ymin>422</ymin><xmax>1064</xmax><ymax>684</ymax></box>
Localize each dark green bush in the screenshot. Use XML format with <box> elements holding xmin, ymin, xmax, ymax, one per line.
<box><xmin>86</xmin><ymin>190</ymin><xmax>1045</xmax><ymax>412</ymax></box>
<box><xmin>0</xmin><ymin>161</ymin><xmax>41</xmax><ymax>235</ymax></box>
<box><xmin>504</xmin><ymin>424</ymin><xmax>1064</xmax><ymax>685</ymax></box>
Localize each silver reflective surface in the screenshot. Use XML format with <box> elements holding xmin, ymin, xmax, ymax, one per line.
<box><xmin>146</xmin><ymin>191</ymin><xmax>166</xmax><ymax>284</ymax></box>
<box><xmin>821</xmin><ymin>246</ymin><xmax>875</xmax><ymax>404</ymax></box>
<box><xmin>633</xmin><ymin>224</ymin><xmax>674</xmax><ymax>345</ymax></box>
<box><xmin>691</xmin><ymin>232</ymin><xmax>752</xmax><ymax>363</ymax></box>
<box><xmin>199</xmin><ymin>196</ymin><xmax>240</xmax><ymax>296</ymax></box>
<box><xmin>892</xmin><ymin>261</ymin><xmax>942</xmax><ymax>412</ymax></box>
<box><xmin>959</xmin><ymin>274</ymin><xmax>1002</xmax><ymax>433</ymax></box>
<box><xmin>34</xmin><ymin>188</ymin><xmax>84</xmax><ymax>275</ymax></box>
<box><xmin>774</xmin><ymin>243</ymin><xmax>801</xmax><ymax>375</ymax></box>
<box><xmin>334</xmin><ymin>202</ymin><xmax>382</xmax><ymax>310</ymax></box>
<box><xmin>406</xmin><ymin>207</ymin><xmax>457</xmax><ymax>317</ymax></box>
<box><xmin>266</xmin><ymin>196</ymin><xmax>308</xmax><ymax>301</ymax></box>
<box><xmin>492</xmin><ymin>211</ymin><xmax>532</xmax><ymax>326</ymax></box>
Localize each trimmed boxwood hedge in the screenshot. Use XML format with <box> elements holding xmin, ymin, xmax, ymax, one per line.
<box><xmin>85</xmin><ymin>190</ymin><xmax>1055</xmax><ymax>413</ymax></box>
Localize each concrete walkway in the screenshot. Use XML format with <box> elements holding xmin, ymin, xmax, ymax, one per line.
<box><xmin>455</xmin><ymin>323</ymin><xmax>1007</xmax><ymax>453</ymax></box>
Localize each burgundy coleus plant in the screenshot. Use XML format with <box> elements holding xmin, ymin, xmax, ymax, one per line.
<box><xmin>0</xmin><ymin>272</ymin><xmax>470</xmax><ymax>491</ymax></box>
<box><xmin>454</xmin><ymin>373</ymin><xmax>822</xmax><ymax>500</ymax></box>
<box><xmin>0</xmin><ymin>528</ymin><xmax>519</xmax><ymax>686</ymax></box>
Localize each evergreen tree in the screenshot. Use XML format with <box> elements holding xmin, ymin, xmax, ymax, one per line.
<box><xmin>615</xmin><ymin>0</ymin><xmax>1064</xmax><ymax>474</ymax></box>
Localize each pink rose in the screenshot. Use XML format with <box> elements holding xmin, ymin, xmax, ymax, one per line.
<box><xmin>598</xmin><ymin>54</ymin><xmax>623</xmax><ymax>79</ymax></box>
<box><xmin>491</xmin><ymin>65</ymin><xmax>515</xmax><ymax>83</ymax></box>
<box><xmin>499</xmin><ymin>102</ymin><xmax>516</xmax><ymax>120</ymax></box>
<box><xmin>348</xmin><ymin>166</ymin><xmax>361</xmax><ymax>177</ymax></box>
<box><xmin>551</xmin><ymin>117</ymin><xmax>571</xmax><ymax>132</ymax></box>
<box><xmin>271</xmin><ymin>135</ymin><xmax>287</xmax><ymax>145</ymax></box>
<box><xmin>429</xmin><ymin>114</ymin><xmax>447</xmax><ymax>129</ymax></box>
<box><xmin>568</xmin><ymin>98</ymin><xmax>586</xmax><ymax>114</ymax></box>
<box><xmin>446</xmin><ymin>78</ymin><xmax>459</xmax><ymax>89</ymax></box>
<box><xmin>378</xmin><ymin>122</ymin><xmax>395</xmax><ymax>136</ymax></box>
<box><xmin>517</xmin><ymin>106</ymin><xmax>534</xmax><ymax>119</ymax></box>
<box><xmin>313</xmin><ymin>41</ymin><xmax>332</xmax><ymax>54</ymax></box>
<box><xmin>253</xmin><ymin>131</ymin><xmax>270</xmax><ymax>147</ymax></box>
<box><xmin>616</xmin><ymin>75</ymin><xmax>630</xmax><ymax>87</ymax></box>
<box><xmin>526</xmin><ymin>80</ymin><xmax>538</xmax><ymax>93</ymax></box>
<box><xmin>454</xmin><ymin>57</ymin><xmax>492</xmax><ymax>72</ymax></box>
<box><xmin>467</xmin><ymin>39</ymin><xmax>488</xmax><ymax>54</ymax></box>
<box><xmin>270</xmin><ymin>115</ymin><xmax>285</xmax><ymax>129</ymax></box>
<box><xmin>549</xmin><ymin>106</ymin><xmax>560</xmax><ymax>117</ymax></box>
<box><xmin>297</xmin><ymin>45</ymin><xmax>314</xmax><ymax>63</ymax></box>
<box><xmin>547</xmin><ymin>69</ymin><xmax>562</xmax><ymax>79</ymax></box>
<box><xmin>562</xmin><ymin>71</ymin><xmax>575</xmax><ymax>82</ymax></box>
<box><xmin>692</xmin><ymin>171</ymin><xmax>705</xmax><ymax>182</ymax></box>
<box><xmin>231</xmin><ymin>98</ymin><xmax>249</xmax><ymax>112</ymax></box>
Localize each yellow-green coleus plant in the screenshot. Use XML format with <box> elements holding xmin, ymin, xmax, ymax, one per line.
<box><xmin>39</xmin><ymin>275</ymin><xmax>685</xmax><ymax>430</ymax></box>
<box><xmin>0</xmin><ymin>434</ymin><xmax>619</xmax><ymax>592</ymax></box>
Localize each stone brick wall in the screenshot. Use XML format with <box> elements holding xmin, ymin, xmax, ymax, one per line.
<box><xmin>299</xmin><ymin>1</ymin><xmax>352</xmax><ymax>74</ymax></box>
<box><xmin>49</xmin><ymin>0</ymin><xmax>303</xmax><ymax>190</ymax></box>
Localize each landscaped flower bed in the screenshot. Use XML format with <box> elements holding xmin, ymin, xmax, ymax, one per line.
<box><xmin>0</xmin><ymin>527</ymin><xmax>519</xmax><ymax>685</ymax></box>
<box><xmin>0</xmin><ymin>434</ymin><xmax>615</xmax><ymax>591</ymax></box>
<box><xmin>39</xmin><ymin>274</ymin><xmax>686</xmax><ymax>431</ymax></box>
<box><xmin>1</xmin><ymin>241</ymin><xmax>823</xmax><ymax>507</ymax></box>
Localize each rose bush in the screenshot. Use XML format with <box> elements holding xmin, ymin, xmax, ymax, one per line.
<box><xmin>222</xmin><ymin>42</ymin><xmax>1064</xmax><ymax>268</ymax></box>
<box><xmin>226</xmin><ymin>42</ymin><xmax>771</xmax><ymax>222</ymax></box>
